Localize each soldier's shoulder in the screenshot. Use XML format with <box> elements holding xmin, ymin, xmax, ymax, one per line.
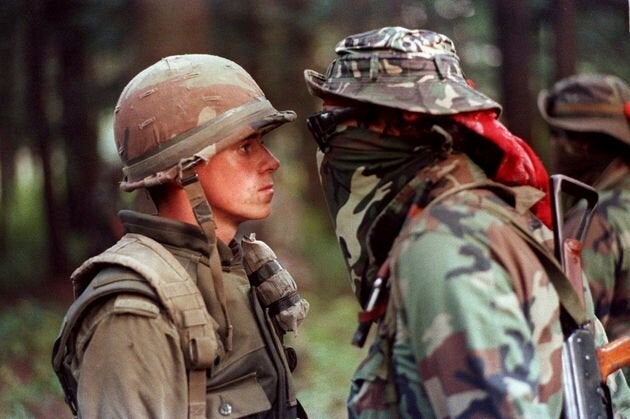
<box><xmin>407</xmin><ymin>188</ymin><xmax>514</xmax><ymax>239</ymax></box>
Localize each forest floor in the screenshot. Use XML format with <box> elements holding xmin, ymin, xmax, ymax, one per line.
<box><xmin>1</xmin><ymin>276</ymin><xmax>73</xmax><ymax>419</ymax></box>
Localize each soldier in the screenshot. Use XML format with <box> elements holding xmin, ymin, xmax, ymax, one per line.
<box><xmin>538</xmin><ymin>74</ymin><xmax>630</xmax><ymax>340</ymax></box>
<box><xmin>304</xmin><ymin>27</ymin><xmax>630</xmax><ymax>417</ymax></box>
<box><xmin>52</xmin><ymin>54</ymin><xmax>308</xmax><ymax>418</ymax></box>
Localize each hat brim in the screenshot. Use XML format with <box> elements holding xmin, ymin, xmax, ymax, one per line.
<box><xmin>537</xmin><ymin>89</ymin><xmax>630</xmax><ymax>145</ymax></box>
<box><xmin>304</xmin><ymin>69</ymin><xmax>501</xmax><ymax>116</ymax></box>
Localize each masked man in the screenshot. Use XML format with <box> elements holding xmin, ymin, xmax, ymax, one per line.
<box><xmin>304</xmin><ymin>27</ymin><xmax>630</xmax><ymax>418</ymax></box>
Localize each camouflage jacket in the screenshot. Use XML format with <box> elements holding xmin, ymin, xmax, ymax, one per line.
<box><xmin>571</xmin><ymin>159</ymin><xmax>630</xmax><ymax>340</ymax></box>
<box><xmin>347</xmin><ymin>155</ymin><xmax>630</xmax><ymax>418</ymax></box>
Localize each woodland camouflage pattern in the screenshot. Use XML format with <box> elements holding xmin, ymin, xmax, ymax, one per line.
<box><xmin>304</xmin><ymin>27</ymin><xmax>501</xmax><ymax>115</ymax></box>
<box><xmin>334</xmin><ymin>154</ymin><xmax>630</xmax><ymax>418</ymax></box>
<box><xmin>567</xmin><ymin>160</ymin><xmax>630</xmax><ymax>340</ymax></box>
<box><xmin>538</xmin><ymin>73</ymin><xmax>630</xmax><ymax>145</ymax></box>
<box><xmin>310</xmin><ymin>28</ymin><xmax>630</xmax><ymax>418</ymax></box>
<box><xmin>114</xmin><ymin>54</ymin><xmax>295</xmax><ymax>191</ymax></box>
<box><xmin>540</xmin><ymin>74</ymin><xmax>630</xmax><ymax>339</ymax></box>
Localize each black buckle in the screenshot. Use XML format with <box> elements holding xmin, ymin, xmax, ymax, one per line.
<box><xmin>180</xmin><ymin>171</ymin><xmax>199</xmax><ymax>186</ymax></box>
<box><xmin>306</xmin><ymin>107</ymin><xmax>369</xmax><ymax>152</ymax></box>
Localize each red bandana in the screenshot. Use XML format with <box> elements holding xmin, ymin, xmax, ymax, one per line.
<box><xmin>452</xmin><ymin>111</ymin><xmax>552</xmax><ymax>228</ymax></box>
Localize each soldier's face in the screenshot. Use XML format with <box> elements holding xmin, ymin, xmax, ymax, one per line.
<box><xmin>199</xmin><ymin>134</ymin><xmax>280</xmax><ymax>229</ymax></box>
<box><xmin>551</xmin><ymin>131</ymin><xmax>598</xmax><ymax>181</ymax></box>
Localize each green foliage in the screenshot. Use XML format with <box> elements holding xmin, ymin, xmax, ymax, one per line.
<box><xmin>300</xmin><ymin>204</ymin><xmax>350</xmax><ymax>298</ymax></box>
<box><xmin>0</xmin><ymin>176</ymin><xmax>46</xmax><ymax>290</ymax></box>
<box><xmin>288</xmin><ymin>292</ymin><xmax>367</xmax><ymax>419</ymax></box>
<box><xmin>0</xmin><ymin>301</ymin><xmax>68</xmax><ymax>418</ymax></box>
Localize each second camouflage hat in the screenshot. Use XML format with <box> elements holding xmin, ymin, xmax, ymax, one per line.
<box><xmin>538</xmin><ymin>73</ymin><xmax>630</xmax><ymax>145</ymax></box>
<box><xmin>304</xmin><ymin>26</ymin><xmax>501</xmax><ymax>115</ymax></box>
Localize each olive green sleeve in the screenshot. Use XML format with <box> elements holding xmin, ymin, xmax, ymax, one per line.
<box><xmin>75</xmin><ymin>295</ymin><xmax>187</xmax><ymax>418</ymax></box>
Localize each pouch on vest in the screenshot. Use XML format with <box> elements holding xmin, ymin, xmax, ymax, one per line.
<box><xmin>241</xmin><ymin>234</ymin><xmax>309</xmax><ymax>335</ymax></box>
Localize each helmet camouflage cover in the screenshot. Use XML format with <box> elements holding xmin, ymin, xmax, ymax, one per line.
<box><xmin>538</xmin><ymin>73</ymin><xmax>630</xmax><ymax>145</ymax></box>
<box><xmin>114</xmin><ymin>54</ymin><xmax>296</xmax><ymax>191</ymax></box>
<box><xmin>304</xmin><ymin>26</ymin><xmax>501</xmax><ymax>115</ymax></box>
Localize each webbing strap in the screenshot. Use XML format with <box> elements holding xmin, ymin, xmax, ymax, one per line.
<box><xmin>188</xmin><ymin>369</ymin><xmax>207</xmax><ymax>419</ymax></box>
<box><xmin>427</xmin><ymin>181</ymin><xmax>588</xmax><ymax>326</ymax></box>
<box><xmin>52</xmin><ymin>272</ymin><xmax>156</xmax><ymax>417</ymax></box>
<box><xmin>54</xmin><ymin>234</ymin><xmax>222</xmax><ymax>419</ymax></box>
<box><xmin>76</xmin><ymin>235</ymin><xmax>222</xmax><ymax>365</ymax></box>
<box><xmin>249</xmin><ymin>259</ymin><xmax>283</xmax><ymax>287</ymax></box>
<box><xmin>180</xmin><ymin>166</ymin><xmax>233</xmax><ymax>352</ymax></box>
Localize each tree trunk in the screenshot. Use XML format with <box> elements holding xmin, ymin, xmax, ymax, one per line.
<box><xmin>553</xmin><ymin>0</ymin><xmax>576</xmax><ymax>80</ymax></box>
<box><xmin>0</xmin><ymin>28</ymin><xmax>16</xmax><ymax>253</ymax></box>
<box><xmin>134</xmin><ymin>0</ymin><xmax>211</xmax><ymax>71</ymax></box>
<box><xmin>495</xmin><ymin>0</ymin><xmax>533</xmax><ymax>141</ymax></box>
<box><xmin>25</xmin><ymin>0</ymin><xmax>66</xmax><ymax>275</ymax></box>
<box><xmin>52</xmin><ymin>0</ymin><xmax>104</xmax><ymax>255</ymax></box>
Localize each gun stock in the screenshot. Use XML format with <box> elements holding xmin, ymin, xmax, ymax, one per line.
<box><xmin>597</xmin><ymin>336</ymin><xmax>630</xmax><ymax>383</ymax></box>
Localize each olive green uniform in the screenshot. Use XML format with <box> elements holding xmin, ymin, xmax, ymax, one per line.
<box><xmin>61</xmin><ymin>210</ymin><xmax>297</xmax><ymax>418</ymax></box>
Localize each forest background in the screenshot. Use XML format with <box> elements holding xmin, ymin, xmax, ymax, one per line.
<box><xmin>0</xmin><ymin>0</ymin><xmax>628</xmax><ymax>418</ymax></box>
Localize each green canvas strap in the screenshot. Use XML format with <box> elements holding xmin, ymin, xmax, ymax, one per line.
<box><xmin>62</xmin><ymin>233</ymin><xmax>222</xmax><ymax>419</ymax></box>
<box><xmin>52</xmin><ymin>268</ymin><xmax>155</xmax><ymax>416</ymax></box>
<box><xmin>178</xmin><ymin>165</ymin><xmax>235</xmax><ymax>418</ymax></box>
<box><xmin>179</xmin><ymin>165</ymin><xmax>233</xmax><ymax>352</ymax></box>
<box><xmin>427</xmin><ymin>181</ymin><xmax>589</xmax><ymax>326</ymax></box>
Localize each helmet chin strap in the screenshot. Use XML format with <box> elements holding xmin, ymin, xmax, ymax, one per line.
<box><xmin>179</xmin><ymin>162</ymin><xmax>233</xmax><ymax>352</ymax></box>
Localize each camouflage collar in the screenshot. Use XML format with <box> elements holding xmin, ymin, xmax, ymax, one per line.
<box><xmin>365</xmin><ymin>153</ymin><xmax>545</xmax><ymax>269</ymax></box>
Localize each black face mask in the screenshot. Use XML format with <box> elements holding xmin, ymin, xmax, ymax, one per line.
<box><xmin>307</xmin><ymin>107</ymin><xmax>370</xmax><ymax>153</ymax></box>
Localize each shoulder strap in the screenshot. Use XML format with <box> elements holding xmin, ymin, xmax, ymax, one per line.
<box><xmin>54</xmin><ymin>233</ymin><xmax>221</xmax><ymax>419</ymax></box>
<box><xmin>52</xmin><ymin>266</ymin><xmax>154</xmax><ymax>415</ymax></box>
<box><xmin>427</xmin><ymin>181</ymin><xmax>589</xmax><ymax>327</ymax></box>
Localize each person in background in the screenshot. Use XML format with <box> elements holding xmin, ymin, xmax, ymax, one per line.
<box><xmin>52</xmin><ymin>54</ymin><xmax>308</xmax><ymax>419</ymax></box>
<box><xmin>538</xmin><ymin>73</ymin><xmax>630</xmax><ymax>340</ymax></box>
<box><xmin>304</xmin><ymin>27</ymin><xmax>630</xmax><ymax>418</ymax></box>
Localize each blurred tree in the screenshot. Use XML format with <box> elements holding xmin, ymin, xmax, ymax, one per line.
<box><xmin>553</xmin><ymin>0</ymin><xmax>576</xmax><ymax>80</ymax></box>
<box><xmin>495</xmin><ymin>0</ymin><xmax>533</xmax><ymax>140</ymax></box>
<box><xmin>25</xmin><ymin>0</ymin><xmax>67</xmax><ymax>276</ymax></box>
<box><xmin>134</xmin><ymin>0</ymin><xmax>211</xmax><ymax>71</ymax></box>
<box><xmin>50</xmin><ymin>0</ymin><xmax>103</xmax><ymax>256</ymax></box>
<box><xmin>0</xmin><ymin>1</ymin><xmax>20</xmax><ymax>254</ymax></box>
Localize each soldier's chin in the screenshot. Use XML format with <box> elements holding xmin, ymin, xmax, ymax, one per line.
<box><xmin>251</xmin><ymin>206</ymin><xmax>273</xmax><ymax>221</ymax></box>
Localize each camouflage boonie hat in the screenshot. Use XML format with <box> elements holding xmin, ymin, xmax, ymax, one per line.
<box><xmin>304</xmin><ymin>26</ymin><xmax>501</xmax><ymax>115</ymax></box>
<box><xmin>114</xmin><ymin>54</ymin><xmax>296</xmax><ymax>191</ymax></box>
<box><xmin>538</xmin><ymin>74</ymin><xmax>630</xmax><ymax>145</ymax></box>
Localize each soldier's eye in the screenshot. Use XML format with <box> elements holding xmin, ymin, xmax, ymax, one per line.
<box><xmin>239</xmin><ymin>141</ymin><xmax>252</xmax><ymax>153</ymax></box>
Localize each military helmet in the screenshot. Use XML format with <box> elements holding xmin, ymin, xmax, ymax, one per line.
<box><xmin>304</xmin><ymin>26</ymin><xmax>501</xmax><ymax>115</ymax></box>
<box><xmin>114</xmin><ymin>54</ymin><xmax>296</xmax><ymax>191</ymax></box>
<box><xmin>538</xmin><ymin>73</ymin><xmax>630</xmax><ymax>145</ymax></box>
